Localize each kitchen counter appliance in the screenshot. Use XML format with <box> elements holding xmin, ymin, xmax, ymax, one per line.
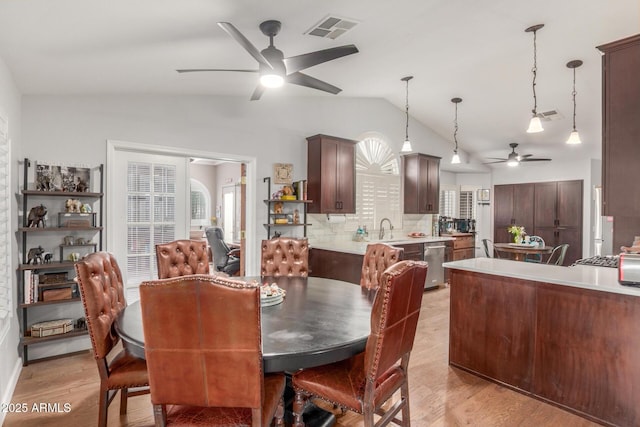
<box><xmin>424</xmin><ymin>241</ymin><xmax>446</xmax><ymax>289</ymax></box>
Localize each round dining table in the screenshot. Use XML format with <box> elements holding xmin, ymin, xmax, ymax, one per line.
<box><xmin>494</xmin><ymin>243</ymin><xmax>553</xmax><ymax>262</ymax></box>
<box><xmin>115</xmin><ymin>275</ymin><xmax>375</xmax><ymax>373</ymax></box>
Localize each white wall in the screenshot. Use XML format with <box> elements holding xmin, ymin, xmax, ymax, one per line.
<box><xmin>0</xmin><ymin>54</ymin><xmax>22</xmax><ymax>424</ymax></box>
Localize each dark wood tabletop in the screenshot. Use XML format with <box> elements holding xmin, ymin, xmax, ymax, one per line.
<box><xmin>494</xmin><ymin>243</ymin><xmax>553</xmax><ymax>261</ymax></box>
<box><xmin>115</xmin><ymin>275</ymin><xmax>375</xmax><ymax>373</ymax></box>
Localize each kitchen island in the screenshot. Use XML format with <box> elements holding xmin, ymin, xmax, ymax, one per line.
<box><xmin>309</xmin><ymin>236</ymin><xmax>453</xmax><ymax>285</ymax></box>
<box><xmin>444</xmin><ymin>258</ymin><xmax>640</xmax><ymax>427</ymax></box>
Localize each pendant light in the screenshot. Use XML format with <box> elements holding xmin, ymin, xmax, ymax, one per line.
<box><xmin>525</xmin><ymin>24</ymin><xmax>544</xmax><ymax>133</ymax></box>
<box><xmin>566</xmin><ymin>59</ymin><xmax>583</xmax><ymax>144</ymax></box>
<box><xmin>451</xmin><ymin>97</ymin><xmax>462</xmax><ymax>164</ymax></box>
<box><xmin>400</xmin><ymin>76</ymin><xmax>413</xmax><ymax>152</ymax></box>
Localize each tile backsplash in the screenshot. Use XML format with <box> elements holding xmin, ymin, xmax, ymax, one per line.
<box><xmin>307</xmin><ymin>213</ymin><xmax>434</xmax><ymax>243</ymax></box>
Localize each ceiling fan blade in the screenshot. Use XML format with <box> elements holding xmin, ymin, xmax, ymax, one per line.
<box><xmin>486</xmin><ymin>157</ymin><xmax>508</xmax><ymax>161</ymax></box>
<box><xmin>217</xmin><ymin>22</ymin><xmax>273</xmax><ymax>69</ymax></box>
<box><xmin>286</xmin><ymin>72</ymin><xmax>341</xmax><ymax>94</ymax></box>
<box><xmin>284</xmin><ymin>45</ymin><xmax>359</xmax><ymax>74</ymax></box>
<box><xmin>250</xmin><ymin>84</ymin><xmax>265</xmax><ymax>101</ymax></box>
<box><xmin>483</xmin><ymin>160</ymin><xmax>507</xmax><ymax>164</ymax></box>
<box><xmin>520</xmin><ymin>158</ymin><xmax>551</xmax><ymax>162</ymax></box>
<box><xmin>519</xmin><ymin>154</ymin><xmax>533</xmax><ymax>159</ymax></box>
<box><xmin>177</xmin><ymin>69</ymin><xmax>258</xmax><ymax>73</ymax></box>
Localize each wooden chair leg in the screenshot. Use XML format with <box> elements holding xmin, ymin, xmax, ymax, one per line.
<box><xmin>98</xmin><ymin>388</ymin><xmax>109</xmax><ymax>427</ymax></box>
<box><xmin>293</xmin><ymin>390</ymin><xmax>307</xmax><ymax>427</ymax></box>
<box><xmin>120</xmin><ymin>388</ymin><xmax>128</xmax><ymax>414</ymax></box>
<box><xmin>274</xmin><ymin>397</ymin><xmax>285</xmax><ymax>426</ymax></box>
<box><xmin>153</xmin><ymin>404</ymin><xmax>167</xmax><ymax>427</ymax></box>
<box><xmin>400</xmin><ymin>380</ymin><xmax>411</xmax><ymax>426</ymax></box>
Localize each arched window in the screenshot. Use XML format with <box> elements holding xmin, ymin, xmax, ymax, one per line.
<box><xmin>190</xmin><ymin>179</ymin><xmax>211</xmax><ymax>227</ymax></box>
<box><xmin>354</xmin><ymin>137</ymin><xmax>401</xmax><ymax>231</ymax></box>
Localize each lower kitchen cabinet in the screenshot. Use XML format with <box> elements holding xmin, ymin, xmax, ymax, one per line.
<box><xmin>442</xmin><ymin>233</ymin><xmax>476</xmax><ymax>261</ymax></box>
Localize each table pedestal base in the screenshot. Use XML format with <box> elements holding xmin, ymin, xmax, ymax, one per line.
<box><xmin>283</xmin><ymin>379</ymin><xmax>336</xmax><ymax>427</ymax></box>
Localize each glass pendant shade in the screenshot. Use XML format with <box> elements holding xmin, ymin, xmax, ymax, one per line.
<box><xmin>507</xmin><ymin>159</ymin><xmax>519</xmax><ymax>167</ymax></box>
<box><xmin>400</xmin><ymin>76</ymin><xmax>414</xmax><ymax>153</ymax></box>
<box><xmin>566</xmin><ymin>130</ymin><xmax>582</xmax><ymax>145</ymax></box>
<box><xmin>451</xmin><ymin>152</ymin><xmax>461</xmax><ymax>164</ymax></box>
<box><xmin>526</xmin><ymin>115</ymin><xmax>544</xmax><ymax>133</ymax></box>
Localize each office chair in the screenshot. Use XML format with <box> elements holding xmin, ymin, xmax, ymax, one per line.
<box><xmin>205</xmin><ymin>227</ymin><xmax>240</xmax><ymax>275</ymax></box>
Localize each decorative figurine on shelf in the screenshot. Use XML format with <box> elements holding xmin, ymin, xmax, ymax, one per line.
<box><xmin>281</xmin><ymin>185</ymin><xmax>296</xmax><ymax>200</ymax></box>
<box><xmin>43</xmin><ymin>252</ymin><xmax>53</xmax><ymax>264</ymax></box>
<box><xmin>27</xmin><ymin>246</ymin><xmax>45</xmax><ymax>264</ymax></box>
<box><xmin>273</xmin><ymin>202</ymin><xmax>284</xmax><ymax>214</ymax></box>
<box><xmin>63</xmin><ymin>236</ymin><xmax>75</xmax><ymax>246</ymax></box>
<box><xmin>272</xmin><ymin>190</ymin><xmax>283</xmax><ymax>200</ymax></box>
<box><xmin>293</xmin><ymin>209</ymin><xmax>300</xmax><ymax>224</ymax></box>
<box><xmin>27</xmin><ymin>204</ymin><xmax>47</xmax><ymax>227</ymax></box>
<box><xmin>75</xmin><ymin>238</ymin><xmax>86</xmax><ymax>245</ymax></box>
<box><xmin>65</xmin><ymin>198</ymin><xmax>82</xmax><ymax>213</ymax></box>
<box><xmin>80</xmin><ymin>203</ymin><xmax>92</xmax><ymax>213</ymax></box>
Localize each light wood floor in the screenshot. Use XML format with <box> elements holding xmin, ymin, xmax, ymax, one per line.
<box><xmin>5</xmin><ymin>286</ymin><xmax>598</xmax><ymax>427</ymax></box>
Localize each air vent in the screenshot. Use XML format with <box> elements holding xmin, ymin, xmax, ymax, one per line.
<box><xmin>536</xmin><ymin>109</ymin><xmax>564</xmax><ymax>121</ymax></box>
<box><xmin>305</xmin><ymin>15</ymin><xmax>359</xmax><ymax>39</ymax></box>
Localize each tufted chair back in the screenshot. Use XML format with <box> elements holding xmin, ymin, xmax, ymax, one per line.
<box><xmin>291</xmin><ymin>260</ymin><xmax>428</xmax><ymax>426</ymax></box>
<box><xmin>74</xmin><ymin>252</ymin><xmax>149</xmax><ymax>427</ymax></box>
<box><xmin>75</xmin><ymin>251</ymin><xmax>127</xmax><ymax>359</ymax></box>
<box><xmin>155</xmin><ymin>239</ymin><xmax>210</xmax><ymax>279</ymax></box>
<box><xmin>139</xmin><ymin>274</ymin><xmax>285</xmax><ymax>426</ymax></box>
<box><xmin>360</xmin><ymin>243</ymin><xmax>404</xmax><ymax>290</ymax></box>
<box><xmin>261</xmin><ymin>238</ymin><xmax>309</xmax><ymax>277</ymax></box>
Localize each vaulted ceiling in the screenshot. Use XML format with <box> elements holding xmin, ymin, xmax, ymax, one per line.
<box><xmin>0</xmin><ymin>0</ymin><xmax>637</xmax><ymax>169</ymax></box>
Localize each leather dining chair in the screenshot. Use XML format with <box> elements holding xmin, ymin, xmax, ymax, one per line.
<box><xmin>292</xmin><ymin>260</ymin><xmax>428</xmax><ymax>427</ymax></box>
<box><xmin>139</xmin><ymin>274</ymin><xmax>285</xmax><ymax>427</ymax></box>
<box><xmin>360</xmin><ymin>242</ymin><xmax>404</xmax><ymax>290</ymax></box>
<box><xmin>74</xmin><ymin>252</ymin><xmax>149</xmax><ymax>427</ymax></box>
<box><xmin>261</xmin><ymin>237</ymin><xmax>309</xmax><ymax>277</ymax></box>
<box><xmin>205</xmin><ymin>227</ymin><xmax>240</xmax><ymax>275</ymax></box>
<box><xmin>155</xmin><ymin>239</ymin><xmax>209</xmax><ymax>279</ymax></box>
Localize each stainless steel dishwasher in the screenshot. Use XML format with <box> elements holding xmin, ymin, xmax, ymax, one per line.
<box><xmin>423</xmin><ymin>241</ymin><xmax>446</xmax><ymax>289</ymax></box>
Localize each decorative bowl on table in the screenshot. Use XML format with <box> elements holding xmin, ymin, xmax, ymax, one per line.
<box><xmin>260</xmin><ymin>282</ymin><xmax>286</xmax><ymax>307</ymax></box>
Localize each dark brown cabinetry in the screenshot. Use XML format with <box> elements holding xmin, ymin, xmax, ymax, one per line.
<box><xmin>441</xmin><ymin>233</ymin><xmax>475</xmax><ymax>261</ymax></box>
<box><xmin>597</xmin><ymin>34</ymin><xmax>640</xmax><ymax>252</ymax></box>
<box><xmin>402</xmin><ymin>153</ymin><xmax>440</xmax><ymax>214</ymax></box>
<box><xmin>493</xmin><ymin>183</ymin><xmax>534</xmax><ymax>243</ymax></box>
<box><xmin>533</xmin><ymin>180</ymin><xmax>583</xmax><ymax>265</ymax></box>
<box><xmin>306</xmin><ymin>134</ymin><xmax>356</xmax><ymax>214</ymax></box>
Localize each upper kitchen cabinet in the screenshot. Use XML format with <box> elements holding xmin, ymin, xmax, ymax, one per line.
<box><xmin>402</xmin><ymin>153</ymin><xmax>440</xmax><ymax>214</ymax></box>
<box><xmin>493</xmin><ymin>183</ymin><xmax>534</xmax><ymax>243</ymax></box>
<box><xmin>306</xmin><ymin>134</ymin><xmax>356</xmax><ymax>214</ymax></box>
<box><xmin>598</xmin><ymin>34</ymin><xmax>640</xmax><ymax>252</ymax></box>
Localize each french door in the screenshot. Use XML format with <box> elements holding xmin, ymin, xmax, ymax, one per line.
<box><xmin>110</xmin><ymin>149</ymin><xmax>188</xmax><ymax>301</ymax></box>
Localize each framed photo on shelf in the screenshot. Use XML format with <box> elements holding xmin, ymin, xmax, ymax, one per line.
<box><xmin>35</xmin><ymin>162</ymin><xmax>91</xmax><ymax>192</ymax></box>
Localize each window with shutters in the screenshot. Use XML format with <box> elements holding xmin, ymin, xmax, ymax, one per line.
<box><xmin>127</xmin><ymin>162</ymin><xmax>177</xmax><ymax>283</ymax></box>
<box><xmin>190</xmin><ymin>178</ymin><xmax>210</xmax><ymax>227</ymax></box>
<box><xmin>353</xmin><ymin>137</ymin><xmax>401</xmax><ymax>231</ymax></box>
<box><xmin>439</xmin><ymin>190</ymin><xmax>456</xmax><ymax>217</ymax></box>
<box><xmin>0</xmin><ymin>115</ymin><xmax>10</xmax><ymax>335</ymax></box>
<box><xmin>459</xmin><ymin>190</ymin><xmax>476</xmax><ymax>219</ymax></box>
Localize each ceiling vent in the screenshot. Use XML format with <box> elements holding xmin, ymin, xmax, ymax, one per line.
<box><xmin>536</xmin><ymin>109</ymin><xmax>564</xmax><ymax>121</ymax></box>
<box><xmin>305</xmin><ymin>15</ymin><xmax>359</xmax><ymax>39</ymax></box>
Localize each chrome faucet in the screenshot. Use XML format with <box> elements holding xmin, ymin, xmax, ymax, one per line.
<box><xmin>379</xmin><ymin>218</ymin><xmax>394</xmax><ymax>240</ymax></box>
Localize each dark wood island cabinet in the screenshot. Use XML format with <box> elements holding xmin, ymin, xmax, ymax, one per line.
<box><xmin>446</xmin><ymin>259</ymin><xmax>640</xmax><ymax>427</ymax></box>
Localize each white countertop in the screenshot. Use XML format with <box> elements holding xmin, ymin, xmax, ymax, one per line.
<box><xmin>443</xmin><ymin>258</ymin><xmax>640</xmax><ymax>298</ymax></box>
<box><xmin>311</xmin><ymin>236</ymin><xmax>454</xmax><ymax>255</ymax></box>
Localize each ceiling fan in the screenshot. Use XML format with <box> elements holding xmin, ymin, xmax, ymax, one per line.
<box><xmin>484</xmin><ymin>143</ymin><xmax>551</xmax><ymax>166</ymax></box>
<box><xmin>177</xmin><ymin>20</ymin><xmax>359</xmax><ymax>101</ymax></box>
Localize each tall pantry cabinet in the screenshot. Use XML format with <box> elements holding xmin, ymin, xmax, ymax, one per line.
<box><xmin>597</xmin><ymin>34</ymin><xmax>640</xmax><ymax>252</ymax></box>
<box><xmin>493</xmin><ymin>183</ymin><xmax>534</xmax><ymax>243</ymax></box>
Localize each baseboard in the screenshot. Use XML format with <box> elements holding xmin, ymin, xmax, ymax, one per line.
<box><xmin>0</xmin><ymin>357</ymin><xmax>22</xmax><ymax>425</ymax></box>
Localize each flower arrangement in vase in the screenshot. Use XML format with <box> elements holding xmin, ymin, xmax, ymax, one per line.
<box><xmin>508</xmin><ymin>225</ymin><xmax>526</xmax><ymax>243</ymax></box>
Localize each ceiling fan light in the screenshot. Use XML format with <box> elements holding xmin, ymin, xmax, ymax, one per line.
<box><xmin>566</xmin><ymin>129</ymin><xmax>582</xmax><ymax>145</ymax></box>
<box><xmin>260</xmin><ymin>73</ymin><xmax>284</xmax><ymax>88</ymax></box>
<box><xmin>526</xmin><ymin>115</ymin><xmax>544</xmax><ymax>133</ymax></box>
<box><xmin>507</xmin><ymin>159</ymin><xmax>519</xmax><ymax>167</ymax></box>
<box><xmin>451</xmin><ymin>152</ymin><xmax>461</xmax><ymax>164</ymax></box>
<box><xmin>401</xmin><ymin>139</ymin><xmax>412</xmax><ymax>153</ymax></box>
